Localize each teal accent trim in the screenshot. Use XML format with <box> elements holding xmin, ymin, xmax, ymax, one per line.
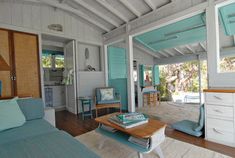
<box><xmin>153</xmin><ymin>65</ymin><xmax>160</xmax><ymax>85</ymax></box>
<box><xmin>219</xmin><ymin>3</ymin><xmax>235</xmax><ymax>36</ymax></box>
<box><xmin>134</xmin><ymin>13</ymin><xmax>206</xmax><ymax>52</ymax></box>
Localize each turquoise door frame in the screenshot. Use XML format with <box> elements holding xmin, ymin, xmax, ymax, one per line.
<box><xmin>107</xmin><ymin>46</ymin><xmax>128</xmax><ymax>110</ymax></box>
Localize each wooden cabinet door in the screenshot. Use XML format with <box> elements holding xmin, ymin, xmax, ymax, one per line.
<box><xmin>13</xmin><ymin>32</ymin><xmax>41</xmax><ymax>98</ymax></box>
<box><xmin>0</xmin><ymin>29</ymin><xmax>13</xmax><ymax>97</ymax></box>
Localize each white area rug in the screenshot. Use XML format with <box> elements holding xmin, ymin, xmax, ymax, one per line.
<box><xmin>76</xmin><ymin>130</ymin><xmax>231</xmax><ymax>158</ymax></box>
<box><xmin>137</xmin><ymin>102</ymin><xmax>200</xmax><ymax>125</ymax></box>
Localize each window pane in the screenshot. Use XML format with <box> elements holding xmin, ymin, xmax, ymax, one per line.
<box><xmin>42</xmin><ymin>54</ymin><xmax>52</xmax><ymax>68</ymax></box>
<box><xmin>55</xmin><ymin>55</ymin><xmax>64</xmax><ymax>68</ymax></box>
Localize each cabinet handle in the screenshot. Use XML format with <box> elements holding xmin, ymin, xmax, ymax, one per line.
<box><xmin>213</xmin><ymin>96</ymin><xmax>222</xmax><ymax>100</ymax></box>
<box><xmin>213</xmin><ymin>128</ymin><xmax>223</xmax><ymax>135</ymax></box>
<box><xmin>214</xmin><ymin>109</ymin><xmax>223</xmax><ymax>113</ymax></box>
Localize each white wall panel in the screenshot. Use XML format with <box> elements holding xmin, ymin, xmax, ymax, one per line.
<box><xmin>22</xmin><ymin>4</ymin><xmax>32</xmax><ymax>28</ymax></box>
<box><xmin>11</xmin><ymin>2</ymin><xmax>23</xmax><ymax>27</ymax></box>
<box><xmin>0</xmin><ymin>1</ymin><xmax>102</xmax><ymax>44</ymax></box>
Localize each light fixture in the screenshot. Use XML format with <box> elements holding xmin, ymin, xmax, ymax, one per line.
<box><xmin>0</xmin><ymin>55</ymin><xmax>10</xmax><ymax>71</ymax></box>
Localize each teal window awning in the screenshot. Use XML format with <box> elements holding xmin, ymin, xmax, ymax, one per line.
<box><xmin>219</xmin><ymin>3</ymin><xmax>235</xmax><ymax>36</ymax></box>
<box><xmin>42</xmin><ymin>49</ymin><xmax>64</xmax><ymax>55</ymax></box>
<box><xmin>134</xmin><ymin>13</ymin><xmax>206</xmax><ymax>52</ymax></box>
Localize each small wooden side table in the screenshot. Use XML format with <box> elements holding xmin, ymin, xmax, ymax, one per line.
<box><xmin>78</xmin><ymin>97</ymin><xmax>93</xmax><ymax>120</ymax></box>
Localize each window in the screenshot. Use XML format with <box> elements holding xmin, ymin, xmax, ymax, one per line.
<box><xmin>42</xmin><ymin>50</ymin><xmax>64</xmax><ymax>68</ymax></box>
<box><xmin>42</xmin><ymin>54</ymin><xmax>52</xmax><ymax>68</ymax></box>
<box><xmin>55</xmin><ymin>55</ymin><xmax>64</xmax><ymax>68</ymax></box>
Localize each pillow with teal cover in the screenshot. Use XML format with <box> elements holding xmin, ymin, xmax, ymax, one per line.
<box><xmin>17</xmin><ymin>98</ymin><xmax>44</xmax><ymax>121</ymax></box>
<box><xmin>0</xmin><ymin>99</ymin><xmax>26</xmax><ymax>132</ymax></box>
<box><xmin>193</xmin><ymin>104</ymin><xmax>205</xmax><ymax>132</ymax></box>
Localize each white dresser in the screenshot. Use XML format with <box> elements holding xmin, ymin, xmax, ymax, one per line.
<box><xmin>204</xmin><ymin>89</ymin><xmax>235</xmax><ymax>147</ymax></box>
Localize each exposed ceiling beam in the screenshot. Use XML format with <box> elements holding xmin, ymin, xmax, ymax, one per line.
<box><xmin>38</xmin><ymin>0</ymin><xmax>110</xmax><ymax>32</ymax></box>
<box><xmin>185</xmin><ymin>45</ymin><xmax>195</xmax><ymax>54</ymax></box>
<box><xmin>119</xmin><ymin>0</ymin><xmax>141</xmax><ymax>17</ymax></box>
<box><xmin>134</xmin><ymin>42</ymin><xmax>161</xmax><ymax>58</ymax></box>
<box><xmin>199</xmin><ymin>42</ymin><xmax>206</xmax><ymax>51</ymax></box>
<box><xmin>163</xmin><ymin>49</ymin><xmax>175</xmax><ymax>56</ymax></box>
<box><xmin>174</xmin><ymin>48</ymin><xmax>184</xmax><ymax>55</ymax></box>
<box><xmin>73</xmin><ymin>0</ymin><xmax>119</xmax><ymax>27</ymax></box>
<box><xmin>95</xmin><ymin>0</ymin><xmax>129</xmax><ymax>22</ymax></box>
<box><xmin>158</xmin><ymin>50</ymin><xmax>169</xmax><ymax>57</ymax></box>
<box><xmin>143</xmin><ymin>0</ymin><xmax>155</xmax><ymax>10</ymax></box>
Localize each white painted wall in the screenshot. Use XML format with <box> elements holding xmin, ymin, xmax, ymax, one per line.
<box><xmin>77</xmin><ymin>43</ymin><xmax>101</xmax><ymax>71</ymax></box>
<box><xmin>0</xmin><ymin>0</ymin><xmax>102</xmax><ymax>45</ymax></box>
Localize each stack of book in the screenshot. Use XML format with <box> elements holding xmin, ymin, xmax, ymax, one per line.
<box><xmin>108</xmin><ymin>113</ymin><xmax>148</xmax><ymax>129</ymax></box>
<box><xmin>128</xmin><ymin>136</ymin><xmax>150</xmax><ymax>149</ymax></box>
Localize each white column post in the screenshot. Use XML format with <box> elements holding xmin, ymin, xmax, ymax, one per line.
<box><xmin>206</xmin><ymin>0</ymin><xmax>220</xmax><ymax>88</ymax></box>
<box><xmin>104</xmin><ymin>44</ymin><xmax>109</xmax><ymax>86</ymax></box>
<box><xmin>126</xmin><ymin>24</ymin><xmax>135</xmax><ymax>112</ymax></box>
<box><xmin>197</xmin><ymin>55</ymin><xmax>202</xmax><ymax>105</ymax></box>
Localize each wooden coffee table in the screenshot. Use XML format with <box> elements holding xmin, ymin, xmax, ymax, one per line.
<box><xmin>95</xmin><ymin>113</ymin><xmax>167</xmax><ymax>158</ymax></box>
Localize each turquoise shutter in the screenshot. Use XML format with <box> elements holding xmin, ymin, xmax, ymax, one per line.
<box><xmin>139</xmin><ymin>64</ymin><xmax>144</xmax><ymax>87</ymax></box>
<box><xmin>153</xmin><ymin>65</ymin><xmax>160</xmax><ymax>85</ymax></box>
<box><xmin>108</xmin><ymin>46</ymin><xmax>127</xmax><ymax>79</ymax></box>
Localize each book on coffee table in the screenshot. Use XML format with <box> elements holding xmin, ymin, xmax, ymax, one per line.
<box><xmin>108</xmin><ymin>114</ymin><xmax>149</xmax><ymax>129</ymax></box>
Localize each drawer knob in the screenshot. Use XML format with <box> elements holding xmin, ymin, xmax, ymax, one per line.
<box><xmin>214</xmin><ymin>109</ymin><xmax>223</xmax><ymax>113</ymax></box>
<box><xmin>213</xmin><ymin>96</ymin><xmax>222</xmax><ymax>100</ymax></box>
<box><xmin>213</xmin><ymin>128</ymin><xmax>223</xmax><ymax>135</ymax></box>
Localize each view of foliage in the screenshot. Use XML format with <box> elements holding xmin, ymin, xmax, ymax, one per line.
<box><xmin>220</xmin><ymin>56</ymin><xmax>235</xmax><ymax>73</ymax></box>
<box><xmin>42</xmin><ymin>55</ymin><xmax>52</xmax><ymax>68</ymax></box>
<box><xmin>159</xmin><ymin>60</ymin><xmax>208</xmax><ymax>101</ymax></box>
<box><xmin>42</xmin><ymin>54</ymin><xmax>64</xmax><ymax>68</ymax></box>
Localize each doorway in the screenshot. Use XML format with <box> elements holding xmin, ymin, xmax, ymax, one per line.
<box><xmin>41</xmin><ymin>34</ymin><xmax>77</xmax><ymax>114</ymax></box>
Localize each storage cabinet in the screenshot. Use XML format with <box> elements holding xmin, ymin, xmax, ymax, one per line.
<box><xmin>143</xmin><ymin>91</ymin><xmax>160</xmax><ymax>106</ymax></box>
<box><xmin>204</xmin><ymin>90</ymin><xmax>235</xmax><ymax>147</ymax></box>
<box><xmin>0</xmin><ymin>28</ymin><xmax>41</xmax><ymax>98</ymax></box>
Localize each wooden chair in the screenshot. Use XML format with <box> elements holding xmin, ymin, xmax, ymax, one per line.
<box><xmin>95</xmin><ymin>87</ymin><xmax>121</xmax><ymax>117</ymax></box>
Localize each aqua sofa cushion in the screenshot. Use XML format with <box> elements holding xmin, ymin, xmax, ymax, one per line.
<box><xmin>0</xmin><ymin>119</ymin><xmax>57</xmax><ymax>145</ymax></box>
<box><xmin>171</xmin><ymin>120</ymin><xmax>202</xmax><ymax>137</ymax></box>
<box><xmin>0</xmin><ymin>99</ymin><xmax>26</xmax><ymax>132</ymax></box>
<box><xmin>17</xmin><ymin>98</ymin><xmax>44</xmax><ymax>121</ymax></box>
<box><xmin>193</xmin><ymin>105</ymin><xmax>205</xmax><ymax>132</ymax></box>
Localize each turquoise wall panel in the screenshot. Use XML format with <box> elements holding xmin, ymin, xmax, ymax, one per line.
<box><xmin>108</xmin><ymin>46</ymin><xmax>127</xmax><ymax>79</ymax></box>
<box><xmin>139</xmin><ymin>65</ymin><xmax>144</xmax><ymax>87</ymax></box>
<box><xmin>134</xmin><ymin>13</ymin><xmax>206</xmax><ymax>52</ymax></box>
<box><xmin>109</xmin><ymin>79</ymin><xmax>128</xmax><ymax>110</ymax></box>
<box><xmin>108</xmin><ymin>46</ymin><xmax>128</xmax><ymax>110</ymax></box>
<box><xmin>219</xmin><ymin>3</ymin><xmax>235</xmax><ymax>36</ymax></box>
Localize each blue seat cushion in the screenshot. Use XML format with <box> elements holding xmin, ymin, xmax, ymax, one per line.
<box><xmin>171</xmin><ymin>120</ymin><xmax>202</xmax><ymax>137</ymax></box>
<box><xmin>193</xmin><ymin>104</ymin><xmax>205</xmax><ymax>132</ymax></box>
<box><xmin>97</xmin><ymin>99</ymin><xmax>120</xmax><ymax>105</ymax></box>
<box><xmin>17</xmin><ymin>98</ymin><xmax>44</xmax><ymax>121</ymax></box>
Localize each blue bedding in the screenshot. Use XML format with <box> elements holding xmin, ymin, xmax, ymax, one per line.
<box><xmin>0</xmin><ymin>119</ymin><xmax>99</xmax><ymax>158</ymax></box>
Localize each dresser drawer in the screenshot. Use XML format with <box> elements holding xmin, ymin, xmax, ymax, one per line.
<box><xmin>207</xmin><ymin>118</ymin><xmax>234</xmax><ymax>144</ymax></box>
<box><xmin>207</xmin><ymin>118</ymin><xmax>234</xmax><ymax>132</ymax></box>
<box><xmin>206</xmin><ymin>104</ymin><xmax>234</xmax><ymax>118</ymax></box>
<box><xmin>205</xmin><ymin>93</ymin><xmax>234</xmax><ymax>105</ymax></box>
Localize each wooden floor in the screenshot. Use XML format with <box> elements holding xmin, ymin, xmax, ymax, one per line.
<box><xmin>56</xmin><ymin>110</ymin><xmax>235</xmax><ymax>157</ymax></box>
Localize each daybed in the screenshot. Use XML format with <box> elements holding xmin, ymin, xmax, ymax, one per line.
<box><xmin>0</xmin><ymin>98</ymin><xmax>99</xmax><ymax>158</ymax></box>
